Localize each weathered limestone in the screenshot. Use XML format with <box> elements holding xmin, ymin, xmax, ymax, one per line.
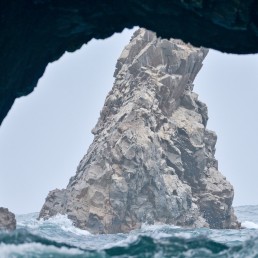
<box><xmin>0</xmin><ymin>207</ymin><xmax>16</xmax><ymax>231</ymax></box>
<box><xmin>39</xmin><ymin>29</ymin><xmax>239</xmax><ymax>233</ymax></box>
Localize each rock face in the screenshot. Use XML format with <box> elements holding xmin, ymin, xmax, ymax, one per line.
<box><xmin>0</xmin><ymin>207</ymin><xmax>16</xmax><ymax>231</ymax></box>
<box><xmin>39</xmin><ymin>29</ymin><xmax>239</xmax><ymax>234</ymax></box>
<box><xmin>1</xmin><ymin>1</ymin><xmax>258</xmax><ymax>127</ymax></box>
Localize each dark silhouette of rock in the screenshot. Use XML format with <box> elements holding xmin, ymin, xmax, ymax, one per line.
<box><xmin>39</xmin><ymin>29</ymin><xmax>239</xmax><ymax>233</ymax></box>
<box><xmin>0</xmin><ymin>207</ymin><xmax>16</xmax><ymax>231</ymax></box>
<box><xmin>0</xmin><ymin>1</ymin><xmax>257</xmax><ymax>126</ymax></box>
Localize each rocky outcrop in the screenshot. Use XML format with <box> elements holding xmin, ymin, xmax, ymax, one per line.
<box><xmin>0</xmin><ymin>207</ymin><xmax>16</xmax><ymax>231</ymax></box>
<box><xmin>1</xmin><ymin>1</ymin><xmax>258</xmax><ymax>126</ymax></box>
<box><xmin>39</xmin><ymin>29</ymin><xmax>239</xmax><ymax>234</ymax></box>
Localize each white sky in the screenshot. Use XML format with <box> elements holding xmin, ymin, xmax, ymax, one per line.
<box><xmin>0</xmin><ymin>28</ymin><xmax>257</xmax><ymax>214</ymax></box>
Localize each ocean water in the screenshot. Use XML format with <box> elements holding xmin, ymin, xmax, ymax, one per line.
<box><xmin>1</xmin><ymin>206</ymin><xmax>258</xmax><ymax>257</ymax></box>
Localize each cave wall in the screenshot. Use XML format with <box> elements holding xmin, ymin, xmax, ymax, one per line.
<box><xmin>1</xmin><ymin>0</ymin><xmax>257</xmax><ymax>125</ymax></box>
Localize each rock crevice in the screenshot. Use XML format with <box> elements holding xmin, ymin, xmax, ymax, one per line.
<box><xmin>39</xmin><ymin>29</ymin><xmax>239</xmax><ymax>233</ymax></box>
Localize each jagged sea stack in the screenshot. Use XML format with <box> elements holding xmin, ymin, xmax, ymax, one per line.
<box><xmin>39</xmin><ymin>29</ymin><xmax>239</xmax><ymax>233</ymax></box>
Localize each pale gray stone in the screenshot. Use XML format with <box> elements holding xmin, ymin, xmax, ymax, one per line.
<box><xmin>0</xmin><ymin>207</ymin><xmax>16</xmax><ymax>231</ymax></box>
<box><xmin>39</xmin><ymin>28</ymin><xmax>239</xmax><ymax>233</ymax></box>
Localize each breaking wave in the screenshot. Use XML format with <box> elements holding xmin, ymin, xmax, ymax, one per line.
<box><xmin>0</xmin><ymin>206</ymin><xmax>258</xmax><ymax>257</ymax></box>
<box><xmin>242</xmin><ymin>221</ymin><xmax>258</xmax><ymax>229</ymax></box>
<box><xmin>2</xmin><ymin>230</ymin><xmax>258</xmax><ymax>258</ymax></box>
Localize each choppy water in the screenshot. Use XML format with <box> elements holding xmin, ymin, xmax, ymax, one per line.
<box><xmin>1</xmin><ymin>205</ymin><xmax>258</xmax><ymax>257</ymax></box>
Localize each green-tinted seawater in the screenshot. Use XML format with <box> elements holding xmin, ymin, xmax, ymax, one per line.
<box><xmin>0</xmin><ymin>206</ymin><xmax>258</xmax><ymax>257</ymax></box>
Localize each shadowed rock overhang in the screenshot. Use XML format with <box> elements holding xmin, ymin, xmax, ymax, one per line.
<box><xmin>0</xmin><ymin>0</ymin><xmax>258</xmax><ymax>126</ymax></box>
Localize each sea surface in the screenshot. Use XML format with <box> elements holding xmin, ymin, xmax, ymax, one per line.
<box><xmin>1</xmin><ymin>205</ymin><xmax>258</xmax><ymax>257</ymax></box>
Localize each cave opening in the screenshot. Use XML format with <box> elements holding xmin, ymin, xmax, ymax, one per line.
<box><xmin>0</xmin><ymin>28</ymin><xmax>257</xmax><ymax>215</ymax></box>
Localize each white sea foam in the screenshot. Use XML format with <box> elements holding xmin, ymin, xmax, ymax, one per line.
<box><xmin>17</xmin><ymin>213</ymin><xmax>91</xmax><ymax>236</ymax></box>
<box><xmin>41</xmin><ymin>214</ymin><xmax>91</xmax><ymax>236</ymax></box>
<box><xmin>16</xmin><ymin>212</ymin><xmax>40</xmax><ymax>229</ymax></box>
<box><xmin>103</xmin><ymin>235</ymin><xmax>138</xmax><ymax>249</ymax></box>
<box><xmin>140</xmin><ymin>223</ymin><xmax>180</xmax><ymax>231</ymax></box>
<box><xmin>138</xmin><ymin>223</ymin><xmax>182</xmax><ymax>240</ymax></box>
<box><xmin>174</xmin><ymin>232</ymin><xmax>193</xmax><ymax>239</ymax></box>
<box><xmin>242</xmin><ymin>221</ymin><xmax>258</xmax><ymax>229</ymax></box>
<box><xmin>139</xmin><ymin>223</ymin><xmax>186</xmax><ymax>240</ymax></box>
<box><xmin>0</xmin><ymin>243</ymin><xmax>83</xmax><ymax>258</ymax></box>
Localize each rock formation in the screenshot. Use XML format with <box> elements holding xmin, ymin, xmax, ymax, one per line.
<box><xmin>39</xmin><ymin>29</ymin><xmax>239</xmax><ymax>234</ymax></box>
<box><xmin>0</xmin><ymin>207</ymin><xmax>16</xmax><ymax>231</ymax></box>
<box><xmin>1</xmin><ymin>1</ymin><xmax>257</xmax><ymax>126</ymax></box>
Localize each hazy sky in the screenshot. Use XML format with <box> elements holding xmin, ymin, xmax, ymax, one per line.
<box><xmin>0</xmin><ymin>28</ymin><xmax>257</xmax><ymax>214</ymax></box>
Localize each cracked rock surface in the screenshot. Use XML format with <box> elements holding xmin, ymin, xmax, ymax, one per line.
<box><xmin>39</xmin><ymin>29</ymin><xmax>239</xmax><ymax>233</ymax></box>
<box><xmin>0</xmin><ymin>207</ymin><xmax>16</xmax><ymax>231</ymax></box>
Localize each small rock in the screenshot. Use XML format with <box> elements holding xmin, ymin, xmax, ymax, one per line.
<box><xmin>0</xmin><ymin>207</ymin><xmax>16</xmax><ymax>231</ymax></box>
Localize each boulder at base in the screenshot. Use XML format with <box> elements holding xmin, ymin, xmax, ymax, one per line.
<box><xmin>0</xmin><ymin>207</ymin><xmax>16</xmax><ymax>231</ymax></box>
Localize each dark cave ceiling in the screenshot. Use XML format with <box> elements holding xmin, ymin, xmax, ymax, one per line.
<box><xmin>0</xmin><ymin>0</ymin><xmax>257</xmax><ymax>125</ymax></box>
